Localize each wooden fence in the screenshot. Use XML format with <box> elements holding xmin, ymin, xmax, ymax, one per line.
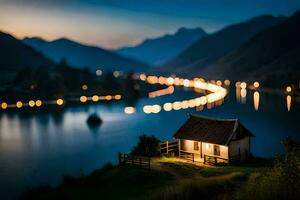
<box><xmin>179</xmin><ymin>151</ymin><xmax>195</xmax><ymax>162</ymax></box>
<box><xmin>204</xmin><ymin>154</ymin><xmax>228</xmax><ymax>165</ymax></box>
<box><xmin>118</xmin><ymin>153</ymin><xmax>151</xmax><ymax>169</ymax></box>
<box><xmin>160</xmin><ymin>140</ymin><xmax>178</xmax><ymax>155</ymax></box>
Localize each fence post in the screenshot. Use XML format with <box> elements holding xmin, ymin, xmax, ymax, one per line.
<box><xmin>192</xmin><ymin>153</ymin><xmax>194</xmax><ymax>162</ymax></box>
<box><xmin>148</xmin><ymin>157</ymin><xmax>151</xmax><ymax>169</ymax></box>
<box><xmin>118</xmin><ymin>152</ymin><xmax>121</xmax><ymax>165</ymax></box>
<box><xmin>166</xmin><ymin>141</ymin><xmax>169</xmax><ymax>154</ymax></box>
<box><xmin>139</xmin><ymin>158</ymin><xmax>142</xmax><ymax>168</ymax></box>
<box><xmin>178</xmin><ymin>139</ymin><xmax>181</xmax><ymax>158</ymax></box>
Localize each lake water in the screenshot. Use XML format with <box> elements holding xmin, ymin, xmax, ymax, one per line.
<box><xmin>0</xmin><ymin>86</ymin><xmax>299</xmax><ymax>199</ymax></box>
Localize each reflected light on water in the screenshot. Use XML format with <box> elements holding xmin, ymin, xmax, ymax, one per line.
<box><xmin>287</xmin><ymin>95</ymin><xmax>291</xmax><ymax>112</ymax></box>
<box><xmin>224</xmin><ymin>79</ymin><xmax>230</xmax><ymax>86</ymax></box>
<box><xmin>240</xmin><ymin>88</ymin><xmax>247</xmax><ymax>104</ymax></box>
<box><xmin>124</xmin><ymin>107</ymin><xmax>136</xmax><ymax>114</ymax></box>
<box><xmin>253</xmin><ymin>91</ymin><xmax>260</xmax><ymax>111</ymax></box>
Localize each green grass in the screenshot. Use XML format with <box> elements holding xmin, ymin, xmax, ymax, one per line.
<box><xmin>21</xmin><ymin>158</ymin><xmax>274</xmax><ymax>200</ymax></box>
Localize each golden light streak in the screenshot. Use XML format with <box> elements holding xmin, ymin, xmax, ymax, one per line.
<box><xmin>253</xmin><ymin>91</ymin><xmax>260</xmax><ymax>111</ymax></box>
<box><xmin>287</xmin><ymin>95</ymin><xmax>291</xmax><ymax>112</ymax></box>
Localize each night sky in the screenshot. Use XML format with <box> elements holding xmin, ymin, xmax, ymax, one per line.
<box><xmin>1</xmin><ymin>0</ymin><xmax>300</xmax><ymax>48</ymax></box>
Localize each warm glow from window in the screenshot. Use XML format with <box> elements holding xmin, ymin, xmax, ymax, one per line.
<box><xmin>205</xmin><ymin>143</ymin><xmax>210</xmax><ymax>150</ymax></box>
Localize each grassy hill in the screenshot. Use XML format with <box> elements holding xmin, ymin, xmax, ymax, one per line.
<box><xmin>21</xmin><ymin>157</ymin><xmax>275</xmax><ymax>200</ymax></box>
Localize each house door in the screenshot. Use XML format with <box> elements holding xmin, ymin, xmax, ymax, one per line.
<box><xmin>214</xmin><ymin>145</ymin><xmax>220</xmax><ymax>156</ymax></box>
<box><xmin>193</xmin><ymin>141</ymin><xmax>201</xmax><ymax>162</ymax></box>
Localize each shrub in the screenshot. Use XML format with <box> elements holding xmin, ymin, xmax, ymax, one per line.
<box><xmin>131</xmin><ymin>134</ymin><xmax>161</xmax><ymax>157</ymax></box>
<box><xmin>235</xmin><ymin>139</ymin><xmax>300</xmax><ymax>200</ymax></box>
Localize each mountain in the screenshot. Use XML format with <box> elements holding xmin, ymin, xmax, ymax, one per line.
<box><xmin>23</xmin><ymin>37</ymin><xmax>149</xmax><ymax>72</ymax></box>
<box><xmin>0</xmin><ymin>31</ymin><xmax>54</xmax><ymax>71</ymax></box>
<box><xmin>157</xmin><ymin>15</ymin><xmax>286</xmax><ymax>75</ymax></box>
<box><xmin>116</xmin><ymin>27</ymin><xmax>207</xmax><ymax>65</ymax></box>
<box><xmin>200</xmin><ymin>10</ymin><xmax>300</xmax><ymax>86</ymax></box>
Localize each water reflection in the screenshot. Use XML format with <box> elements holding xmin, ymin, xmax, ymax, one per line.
<box><xmin>287</xmin><ymin>95</ymin><xmax>292</xmax><ymax>112</ymax></box>
<box><xmin>240</xmin><ymin>88</ymin><xmax>247</xmax><ymax>104</ymax></box>
<box><xmin>253</xmin><ymin>91</ymin><xmax>260</xmax><ymax>111</ymax></box>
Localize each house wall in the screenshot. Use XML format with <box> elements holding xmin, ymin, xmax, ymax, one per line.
<box><xmin>180</xmin><ymin>139</ymin><xmax>228</xmax><ymax>162</ymax></box>
<box><xmin>228</xmin><ymin>137</ymin><xmax>250</xmax><ymax>162</ymax></box>
<box><xmin>201</xmin><ymin>142</ymin><xmax>228</xmax><ymax>159</ymax></box>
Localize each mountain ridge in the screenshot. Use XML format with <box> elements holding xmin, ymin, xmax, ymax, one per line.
<box><xmin>0</xmin><ymin>31</ymin><xmax>54</xmax><ymax>71</ymax></box>
<box><xmin>23</xmin><ymin>37</ymin><xmax>149</xmax><ymax>72</ymax></box>
<box><xmin>156</xmin><ymin>15</ymin><xmax>287</xmax><ymax>75</ymax></box>
<box><xmin>199</xmin><ymin>10</ymin><xmax>300</xmax><ymax>86</ymax></box>
<box><xmin>116</xmin><ymin>27</ymin><xmax>207</xmax><ymax>65</ymax></box>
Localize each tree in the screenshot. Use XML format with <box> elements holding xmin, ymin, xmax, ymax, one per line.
<box><xmin>131</xmin><ymin>134</ymin><xmax>161</xmax><ymax>157</ymax></box>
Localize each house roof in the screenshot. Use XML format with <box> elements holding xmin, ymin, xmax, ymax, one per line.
<box><xmin>173</xmin><ymin>114</ymin><xmax>253</xmax><ymax>145</ymax></box>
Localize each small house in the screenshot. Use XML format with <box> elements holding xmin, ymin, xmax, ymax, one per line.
<box><xmin>173</xmin><ymin>114</ymin><xmax>254</xmax><ymax>164</ymax></box>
